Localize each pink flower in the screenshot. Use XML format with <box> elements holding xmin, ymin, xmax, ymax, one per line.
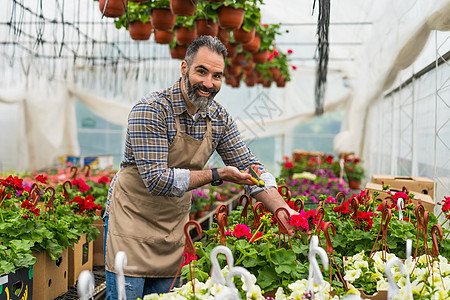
<box><xmin>232</xmin><ymin>224</ymin><xmax>251</xmax><ymax>238</ymax></box>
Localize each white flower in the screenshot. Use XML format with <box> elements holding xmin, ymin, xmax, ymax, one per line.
<box><xmin>274</xmin><ymin>287</ymin><xmax>287</xmax><ymax>300</ymax></box>
<box><xmin>377</xmin><ymin>279</ymin><xmax>388</xmax><ymax>291</ymax></box>
<box><xmin>344</xmin><ymin>268</ymin><xmax>362</xmax><ymax>282</ymax></box>
<box><xmin>292</xmin><ymin>172</ymin><xmax>316</xmax><ymax>181</ymax></box>
<box><xmin>245</xmin><ymin>284</ymin><xmax>264</xmax><ymax>299</ymax></box>
<box><xmin>354</xmin><ymin>260</ymin><xmax>368</xmax><ymax>270</ymax></box>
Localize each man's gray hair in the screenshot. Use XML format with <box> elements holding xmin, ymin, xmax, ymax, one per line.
<box><xmin>184</xmin><ymin>36</ymin><xmax>227</xmax><ymax>66</ymax></box>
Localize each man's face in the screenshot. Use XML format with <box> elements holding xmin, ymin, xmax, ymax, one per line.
<box><xmin>181</xmin><ymin>47</ymin><xmax>224</xmax><ymax>111</ymax></box>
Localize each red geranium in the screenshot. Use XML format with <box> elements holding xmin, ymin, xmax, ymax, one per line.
<box><xmin>284</xmin><ymin>161</ymin><xmax>294</xmax><ymax>169</ymax></box>
<box><xmin>333</xmin><ymin>200</ymin><xmax>352</xmax><ymax>215</ymax></box>
<box><xmin>35</xmin><ymin>174</ymin><xmax>48</xmax><ymax>184</ymax></box>
<box><xmin>98</xmin><ymin>176</ymin><xmax>111</xmax><ymax>184</ymax></box>
<box><xmin>354</xmin><ymin>211</ymin><xmax>374</xmax><ymax>231</ymax></box>
<box><xmin>0</xmin><ymin>175</ymin><xmax>24</xmax><ymax>191</ymax></box>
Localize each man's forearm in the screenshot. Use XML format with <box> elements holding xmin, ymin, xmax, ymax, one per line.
<box><xmin>188</xmin><ymin>169</ymin><xmax>214</xmax><ymax>191</ymax></box>
<box><xmin>252</xmin><ymin>187</ymin><xmax>292</xmax><ymax>214</ymax></box>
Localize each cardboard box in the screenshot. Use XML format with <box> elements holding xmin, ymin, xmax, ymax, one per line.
<box><xmin>68</xmin><ymin>233</ymin><xmax>93</xmax><ymax>287</ymax></box>
<box><xmin>365</xmin><ymin>182</ymin><xmax>435</xmax><ymax>213</ymax></box>
<box><xmin>292</xmin><ymin>150</ymin><xmax>325</xmax><ymax>162</ymax></box>
<box><xmin>32</xmin><ymin>249</ymin><xmax>68</xmax><ymax>300</ymax></box>
<box><xmin>371</xmin><ymin>174</ymin><xmax>434</xmax><ymax>199</ymax></box>
<box><xmin>0</xmin><ymin>266</ymin><xmax>33</xmax><ymax>300</ymax></box>
<box><xmin>93</xmin><ymin>219</ymin><xmax>105</xmax><ymax>267</ymax></box>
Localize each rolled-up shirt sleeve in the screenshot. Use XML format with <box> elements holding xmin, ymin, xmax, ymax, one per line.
<box><xmin>128</xmin><ymin>103</ymin><xmax>189</xmax><ymax>197</ymax></box>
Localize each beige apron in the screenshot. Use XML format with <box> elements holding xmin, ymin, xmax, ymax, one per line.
<box><xmin>105</xmin><ymin>102</ymin><xmax>213</xmax><ymax>277</ymax></box>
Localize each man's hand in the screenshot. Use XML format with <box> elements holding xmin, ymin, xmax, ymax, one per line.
<box><xmin>218</xmin><ymin>166</ymin><xmax>255</xmax><ymax>186</ymax></box>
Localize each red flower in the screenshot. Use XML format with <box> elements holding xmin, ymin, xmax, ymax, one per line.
<box><xmin>287</xmin><ymin>49</ymin><xmax>293</xmax><ymax>54</ymax></box>
<box><xmin>0</xmin><ymin>175</ymin><xmax>24</xmax><ymax>191</ymax></box>
<box><xmin>35</xmin><ymin>174</ymin><xmax>48</xmax><ymax>184</ymax></box>
<box><xmin>354</xmin><ymin>211</ymin><xmax>373</xmax><ymax>231</ymax></box>
<box><xmin>284</xmin><ymin>161</ymin><xmax>294</xmax><ymax>169</ymax></box>
<box><xmin>181</xmin><ymin>252</ymin><xmax>198</xmax><ymax>267</ymax></box>
<box><xmin>291</xmin><ymin>65</ymin><xmax>297</xmax><ymax>70</ymax></box>
<box><xmin>325</xmin><ymin>155</ymin><xmax>334</xmax><ymax>164</ymax></box>
<box><xmin>441</xmin><ymin>196</ymin><xmax>450</xmax><ymax>212</ymax></box>
<box><xmin>232</xmin><ymin>224</ymin><xmax>251</xmax><ymax>239</ymax></box>
<box><xmin>334</xmin><ymin>201</ymin><xmax>352</xmax><ymax>215</ymax></box>
<box><xmin>249</xmin><ymin>232</ymin><xmax>263</xmax><ymax>243</ymax></box>
<box><xmin>98</xmin><ymin>176</ymin><xmax>111</xmax><ymax>184</ymax></box>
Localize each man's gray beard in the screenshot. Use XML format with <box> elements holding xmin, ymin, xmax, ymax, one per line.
<box><xmin>183</xmin><ymin>73</ymin><xmax>217</xmax><ymax>111</ymax></box>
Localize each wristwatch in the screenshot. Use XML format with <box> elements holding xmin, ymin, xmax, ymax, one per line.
<box><xmin>211</xmin><ymin>168</ymin><xmax>223</xmax><ymax>186</ymax></box>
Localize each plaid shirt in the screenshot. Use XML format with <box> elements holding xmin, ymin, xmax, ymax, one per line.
<box><xmin>105</xmin><ymin>79</ymin><xmax>275</xmax><ymax>216</ymax></box>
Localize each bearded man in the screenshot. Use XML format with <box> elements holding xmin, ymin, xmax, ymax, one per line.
<box><xmin>103</xmin><ymin>36</ymin><xmax>296</xmax><ymax>300</ymax></box>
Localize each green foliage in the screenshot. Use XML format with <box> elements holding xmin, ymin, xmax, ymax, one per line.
<box><xmin>115</xmin><ymin>1</ymin><xmax>152</xmax><ymax>30</ymax></box>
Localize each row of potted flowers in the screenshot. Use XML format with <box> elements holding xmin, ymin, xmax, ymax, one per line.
<box><xmin>280</xmin><ymin>152</ymin><xmax>365</xmax><ymax>190</ymax></box>
<box><xmin>146</xmin><ymin>183</ymin><xmax>449</xmax><ymax>299</ymax></box>
<box><xmin>0</xmin><ymin>164</ymin><xmax>118</xmax><ymax>275</ymax></box>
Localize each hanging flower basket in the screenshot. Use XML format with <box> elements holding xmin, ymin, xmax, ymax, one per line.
<box><xmin>233</xmin><ymin>26</ymin><xmax>255</xmax><ymax>44</ymax></box>
<box><xmin>129</xmin><ymin>21</ymin><xmax>152</xmax><ymax>40</ymax></box>
<box><xmin>276</xmin><ymin>76</ymin><xmax>286</xmax><ymax>87</ymax></box>
<box><xmin>217</xmin><ymin>6</ymin><xmax>244</xmax><ymax>29</ymax></box>
<box><xmin>262</xmin><ymin>79</ymin><xmax>272</xmax><ymax>87</ymax></box>
<box><xmin>170</xmin><ymin>44</ymin><xmax>188</xmax><ymax>59</ymax></box>
<box><xmin>175</xmin><ymin>26</ymin><xmax>196</xmax><ymax>45</ymax></box>
<box><xmin>170</xmin><ymin>0</ymin><xmax>197</xmax><ymax>16</ymax></box>
<box><xmin>194</xmin><ymin>19</ymin><xmax>218</xmax><ymax>37</ymax></box>
<box><xmin>154</xmin><ymin>29</ymin><xmax>174</xmax><ymax>44</ymax></box>
<box><xmin>98</xmin><ymin>0</ymin><xmax>125</xmax><ymax>18</ymax></box>
<box><xmin>217</xmin><ymin>28</ymin><xmax>230</xmax><ymax>44</ymax></box>
<box><xmin>252</xmin><ymin>49</ymin><xmax>269</xmax><ymax>63</ymax></box>
<box><xmin>151</xmin><ymin>8</ymin><xmax>176</xmax><ymax>30</ymax></box>
<box><xmin>225</xmin><ymin>42</ymin><xmax>238</xmax><ymax>58</ymax></box>
<box><xmin>269</xmin><ymin>67</ymin><xmax>281</xmax><ymax>81</ymax></box>
<box><xmin>245</xmin><ymin>76</ymin><xmax>256</xmax><ymax>87</ymax></box>
<box><xmin>242</xmin><ymin>35</ymin><xmax>260</xmax><ymax>52</ymax></box>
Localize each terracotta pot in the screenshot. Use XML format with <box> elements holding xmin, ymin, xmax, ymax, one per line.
<box><xmin>154</xmin><ymin>30</ymin><xmax>174</xmax><ymax>44</ymax></box>
<box><xmin>195</xmin><ymin>210</ymin><xmax>204</xmax><ymax>218</ymax></box>
<box><xmin>203</xmin><ymin>203</ymin><xmax>211</xmax><ymax>212</ymax></box>
<box><xmin>252</xmin><ymin>50</ymin><xmax>269</xmax><ymax>63</ymax></box>
<box><xmin>189</xmin><ymin>213</ymin><xmax>196</xmax><ymax>220</ymax></box>
<box><xmin>231</xmin><ymin>52</ymin><xmax>247</xmax><ymax>66</ymax></box>
<box><xmin>276</xmin><ymin>76</ymin><xmax>286</xmax><ymax>87</ymax></box>
<box><xmin>99</xmin><ymin>0</ymin><xmax>126</xmax><ymax>18</ymax></box>
<box><xmin>230</xmin><ymin>77</ymin><xmax>240</xmax><ymax>88</ymax></box>
<box><xmin>245</xmin><ymin>77</ymin><xmax>256</xmax><ymax>87</ymax></box>
<box><xmin>170</xmin><ymin>0</ymin><xmax>197</xmax><ymax>16</ymax></box>
<box><xmin>225</xmin><ymin>42</ymin><xmax>238</xmax><ymax>58</ymax></box>
<box><xmin>175</xmin><ymin>26</ymin><xmax>196</xmax><ymax>45</ymax></box>
<box><xmin>170</xmin><ymin>44</ymin><xmax>188</xmax><ymax>59</ymax></box>
<box><xmin>232</xmin><ymin>26</ymin><xmax>255</xmax><ymax>44</ymax></box>
<box><xmin>348</xmin><ymin>179</ymin><xmax>361</xmax><ymax>190</ymax></box>
<box><xmin>217</xmin><ymin>6</ymin><xmax>244</xmax><ymax>29</ymax></box>
<box><xmin>151</xmin><ymin>8</ymin><xmax>176</xmax><ymax>30</ymax></box>
<box><xmin>242</xmin><ymin>59</ymin><xmax>254</xmax><ymax>71</ymax></box>
<box><xmin>195</xmin><ymin>19</ymin><xmax>218</xmax><ymax>37</ymax></box>
<box><xmin>269</xmin><ymin>67</ymin><xmax>281</xmax><ymax>80</ymax></box>
<box><xmin>230</xmin><ymin>65</ymin><xmax>241</xmax><ymax>77</ymax></box>
<box><xmin>129</xmin><ymin>21</ymin><xmax>152</xmax><ymax>40</ymax></box>
<box><xmin>262</xmin><ymin>79</ymin><xmax>272</xmax><ymax>88</ymax></box>
<box><xmin>225</xmin><ymin>76</ymin><xmax>233</xmax><ymax>85</ymax></box>
<box><xmin>242</xmin><ymin>35</ymin><xmax>260</xmax><ymax>52</ymax></box>
<box><xmin>217</xmin><ymin>28</ymin><xmax>230</xmax><ymax>44</ymax></box>
<box><xmin>276</xmin><ymin>79</ymin><xmax>286</xmax><ymax>87</ymax></box>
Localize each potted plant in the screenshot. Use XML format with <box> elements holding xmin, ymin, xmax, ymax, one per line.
<box><xmin>194</xmin><ymin>1</ymin><xmax>219</xmax><ymax>37</ymax></box>
<box><xmin>231</xmin><ymin>0</ymin><xmax>261</xmax><ymax>43</ymax></box>
<box><xmin>209</xmin><ymin>0</ymin><xmax>245</xmax><ymax>30</ymax></box>
<box><xmin>174</xmin><ymin>16</ymin><xmax>196</xmax><ymax>45</ymax></box>
<box><xmin>150</xmin><ymin>0</ymin><xmax>176</xmax><ymax>30</ymax></box>
<box><xmin>114</xmin><ymin>2</ymin><xmax>153</xmax><ymax>40</ymax></box>
<box><xmin>252</xmin><ymin>23</ymin><xmax>282</xmax><ymax>63</ymax></box>
<box><xmin>96</xmin><ymin>0</ymin><xmax>126</xmax><ymax>18</ymax></box>
<box><xmin>335</xmin><ymin>156</ymin><xmax>365</xmax><ymax>189</ymax></box>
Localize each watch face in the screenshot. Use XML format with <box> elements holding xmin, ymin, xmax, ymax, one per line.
<box><xmin>211</xmin><ymin>179</ymin><xmax>223</xmax><ymax>186</ymax></box>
